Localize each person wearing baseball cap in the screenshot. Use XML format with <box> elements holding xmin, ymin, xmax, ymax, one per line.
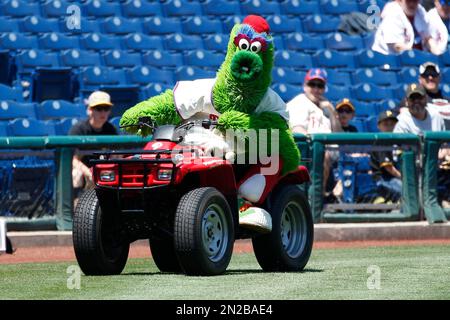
<box><xmin>69</xmin><ymin>91</ymin><xmax>118</xmax><ymax>205</ymax></box>
<box><xmin>394</xmin><ymin>83</ymin><xmax>446</xmax><ymax>134</ymax></box>
<box><xmin>336</xmin><ymin>98</ymin><xmax>358</xmax><ymax>132</ymax></box>
<box><xmin>369</xmin><ymin>110</ymin><xmax>402</xmax><ymax>204</ymax></box>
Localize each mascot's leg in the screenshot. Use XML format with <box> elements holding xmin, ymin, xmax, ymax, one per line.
<box><xmin>237</xmin><ymin>159</ymin><xmax>283</xmax><ymax>233</ymax></box>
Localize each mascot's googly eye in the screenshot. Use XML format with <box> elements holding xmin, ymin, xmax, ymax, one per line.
<box><xmin>250</xmin><ymin>41</ymin><xmax>262</xmax><ymax>53</ymax></box>
<box><xmin>238</xmin><ymin>38</ymin><xmax>250</xmax><ymax>51</ymax></box>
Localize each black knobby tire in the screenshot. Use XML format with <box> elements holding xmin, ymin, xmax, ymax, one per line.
<box><xmin>73</xmin><ymin>189</ymin><xmax>129</xmax><ymax>275</ymax></box>
<box><xmin>149</xmin><ymin>235</ymin><xmax>181</xmax><ymax>273</ymax></box>
<box><xmin>174</xmin><ymin>187</ymin><xmax>234</xmax><ymax>276</ymax></box>
<box><xmin>252</xmin><ymin>185</ymin><xmax>313</xmax><ymax>272</ymax></box>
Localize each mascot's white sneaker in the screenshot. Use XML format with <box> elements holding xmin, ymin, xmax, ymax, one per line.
<box><xmin>239</xmin><ymin>205</ymin><xmax>272</xmax><ymax>233</ymax></box>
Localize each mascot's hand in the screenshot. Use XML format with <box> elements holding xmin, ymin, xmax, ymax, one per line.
<box><xmin>217</xmin><ymin>110</ymin><xmax>250</xmax><ymax>132</ymax></box>
<box><xmin>120</xmin><ymin>109</ymin><xmax>152</xmax><ymax>136</ymax></box>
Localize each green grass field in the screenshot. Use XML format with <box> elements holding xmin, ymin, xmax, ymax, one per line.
<box><xmin>1</xmin><ymin>244</ymin><xmax>449</xmax><ymax>300</ymax></box>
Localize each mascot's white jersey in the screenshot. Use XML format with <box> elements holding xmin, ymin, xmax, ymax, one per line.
<box><xmin>173</xmin><ymin>78</ymin><xmax>289</xmax><ymax>121</ymax></box>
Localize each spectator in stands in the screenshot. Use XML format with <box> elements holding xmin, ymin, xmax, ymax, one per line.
<box><xmin>373</xmin><ymin>0</ymin><xmax>440</xmax><ymax>55</ymax></box>
<box><xmin>69</xmin><ymin>91</ymin><xmax>118</xmax><ymax>205</ymax></box>
<box><xmin>394</xmin><ymin>83</ymin><xmax>446</xmax><ymax>134</ymax></box>
<box><xmin>287</xmin><ymin>68</ymin><xmax>342</xmax><ymax>195</ymax></box>
<box><xmin>427</xmin><ymin>0</ymin><xmax>450</xmax><ymax>54</ymax></box>
<box><xmin>396</xmin><ymin>62</ymin><xmax>450</xmax><ymax>129</ymax></box>
<box><xmin>370</xmin><ymin>111</ymin><xmax>402</xmax><ymax>203</ymax></box>
<box><xmin>335</xmin><ymin>98</ymin><xmax>358</xmax><ymax>133</ymax></box>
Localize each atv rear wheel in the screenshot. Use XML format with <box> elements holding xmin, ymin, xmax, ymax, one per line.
<box><xmin>174</xmin><ymin>187</ymin><xmax>234</xmax><ymax>276</ymax></box>
<box><xmin>252</xmin><ymin>185</ymin><xmax>313</xmax><ymax>272</ymax></box>
<box><xmin>73</xmin><ymin>189</ymin><xmax>129</xmax><ymax>275</ymax></box>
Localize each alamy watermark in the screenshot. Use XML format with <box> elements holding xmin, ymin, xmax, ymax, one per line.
<box><xmin>367</xmin><ymin>265</ymin><xmax>381</xmax><ymax>290</ymax></box>
<box><xmin>366</xmin><ymin>4</ymin><xmax>381</xmax><ymax>31</ymax></box>
<box><xmin>66</xmin><ymin>265</ymin><xmax>81</xmax><ymax>290</ymax></box>
<box><xmin>66</xmin><ymin>4</ymin><xmax>81</xmax><ymax>31</ymax></box>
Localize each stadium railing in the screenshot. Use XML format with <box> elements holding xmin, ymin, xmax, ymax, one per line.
<box><xmin>423</xmin><ymin>131</ymin><xmax>450</xmax><ymax>223</ymax></box>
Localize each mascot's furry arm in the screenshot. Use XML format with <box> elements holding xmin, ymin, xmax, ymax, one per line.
<box><xmin>119</xmin><ymin>89</ymin><xmax>181</xmax><ymax>136</ymax></box>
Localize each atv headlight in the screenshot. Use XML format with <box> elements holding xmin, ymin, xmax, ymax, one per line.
<box><xmin>157</xmin><ymin>169</ymin><xmax>172</xmax><ymax>181</ymax></box>
<box><xmin>99</xmin><ymin>170</ymin><xmax>116</xmax><ymax>182</ymax></box>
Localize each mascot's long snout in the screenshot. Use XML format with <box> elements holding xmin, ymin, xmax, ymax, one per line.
<box><xmin>230</xmin><ymin>50</ymin><xmax>263</xmax><ymax>83</ymax></box>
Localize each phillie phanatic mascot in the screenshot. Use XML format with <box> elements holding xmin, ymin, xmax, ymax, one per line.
<box><xmin>120</xmin><ymin>15</ymin><xmax>300</xmax><ymax>232</ymax></box>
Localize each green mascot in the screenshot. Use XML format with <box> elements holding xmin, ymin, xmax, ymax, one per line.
<box><xmin>120</xmin><ymin>15</ymin><xmax>300</xmax><ymax>232</ymax></box>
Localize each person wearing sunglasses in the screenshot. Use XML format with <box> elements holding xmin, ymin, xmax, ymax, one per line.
<box><xmin>335</xmin><ymin>99</ymin><xmax>358</xmax><ymax>133</ymax></box>
<box><xmin>69</xmin><ymin>91</ymin><xmax>118</xmax><ymax>205</ymax></box>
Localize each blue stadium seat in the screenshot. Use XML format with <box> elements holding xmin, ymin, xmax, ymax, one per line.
<box><xmin>441</xmin><ymin>83</ymin><xmax>450</xmax><ymax>96</ymax></box>
<box><xmin>266</xmin><ymin>15</ymin><xmax>302</xmax><ymax>34</ymax></box>
<box><xmin>273</xmin><ymin>37</ymin><xmax>285</xmax><ymax>50</ymax></box>
<box><xmin>0</xmin><ymin>85</ymin><xmax>22</xmax><ymax>102</ymax></box>
<box><xmin>349</xmin><ymin>118</ymin><xmax>368</xmax><ymax>132</ymax></box>
<box><xmin>274</xmin><ymin>51</ymin><xmax>313</xmax><ymax>70</ymax></box>
<box><xmin>109</xmin><ymin>116</ymin><xmax>121</xmax><ymax>133</ymax></box>
<box><xmin>352</xmin><ymin>69</ymin><xmax>398</xmax><ymax>87</ymax></box>
<box><xmin>59</xmin><ymin>18</ymin><xmax>101</xmax><ymax>34</ymax></box>
<box><xmin>352</xmin><ymin>83</ymin><xmax>394</xmax><ymax>102</ymax></box>
<box><xmin>442</xmin><ymin>67</ymin><xmax>450</xmax><ymax>83</ymax></box>
<box><xmin>121</xmin><ymin>0</ymin><xmax>162</xmax><ymax>18</ymax></box>
<box><xmin>358</xmin><ymin>0</ymin><xmax>389</xmax><ymax>12</ymax></box>
<box><xmin>182</xmin><ymin>16</ymin><xmax>223</xmax><ymax>35</ymax></box>
<box><xmin>164</xmin><ymin>34</ymin><xmax>203</xmax><ymax>51</ymax></box>
<box><xmin>272</xmin><ymin>67</ymin><xmax>305</xmax><ymax>85</ymax></box>
<box><xmin>0</xmin><ymin>17</ymin><xmax>20</xmax><ymax>32</ymax></box>
<box><xmin>174</xmin><ymin>66</ymin><xmax>216</xmax><ymax>81</ymax></box>
<box><xmin>162</xmin><ymin>0</ymin><xmax>202</xmax><ymax>17</ymax></box>
<box><xmin>8</xmin><ymin>118</ymin><xmax>55</xmax><ymax>136</ymax></box>
<box><xmin>355</xmin><ymin>49</ymin><xmax>399</xmax><ymax>69</ymax></box>
<box><xmin>41</xmin><ymin>0</ymin><xmax>70</xmax><ymax>18</ymax></box>
<box><xmin>184</xmin><ymin>50</ymin><xmax>225</xmax><ymax>69</ymax></box>
<box><xmin>80</xmin><ymin>66</ymin><xmax>127</xmax><ymax>90</ymax></box>
<box><xmin>83</xmin><ymin>0</ymin><xmax>121</xmax><ymax>18</ymax></box>
<box><xmin>326</xmin><ymin>69</ymin><xmax>352</xmax><ymax>86</ymax></box>
<box><xmin>102</xmin><ymin>50</ymin><xmax>142</xmax><ymax>68</ymax></box>
<box><xmin>203</xmin><ymin>0</ymin><xmax>241</xmax><ymax>16</ymax></box>
<box><xmin>54</xmin><ymin>117</ymin><xmax>81</xmax><ymax>135</ymax></box>
<box><xmin>0</xmin><ymin>101</ymin><xmax>34</xmax><ymax>119</ymax></box>
<box><xmin>303</xmin><ymin>15</ymin><xmax>340</xmax><ymax>33</ymax></box>
<box><xmin>122</xmin><ymin>33</ymin><xmax>164</xmax><ymax>51</ymax></box>
<box><xmin>352</xmin><ymin>100</ymin><xmax>378</xmax><ymax>117</ymax></box>
<box><xmin>80</xmin><ymin>33</ymin><xmax>122</xmax><ymax>51</ymax></box>
<box><xmin>1</xmin><ymin>0</ymin><xmax>39</xmax><ymax>17</ymax></box>
<box><xmin>322</xmin><ymin>0</ymin><xmax>359</xmax><ymax>14</ymax></box>
<box><xmin>222</xmin><ymin>16</ymin><xmax>245</xmax><ymax>34</ymax></box>
<box><xmin>36</xmin><ymin>100</ymin><xmax>85</xmax><ymax>120</ymax></box>
<box><xmin>0</xmin><ymin>50</ymin><xmax>15</xmax><ymax>86</ymax></box>
<box><xmin>365</xmin><ymin>116</ymin><xmax>379</xmax><ymax>132</ymax></box>
<box><xmin>203</xmin><ymin>34</ymin><xmax>229</xmax><ymax>52</ymax></box>
<box><xmin>313</xmin><ymin>50</ymin><xmax>355</xmax><ymax>69</ymax></box>
<box><xmin>271</xmin><ymin>83</ymin><xmax>298</xmax><ymax>102</ymax></box>
<box><xmin>39</xmin><ymin>33</ymin><xmax>79</xmax><ymax>51</ymax></box>
<box><xmin>362</xmin><ymin>32</ymin><xmax>375</xmax><ymax>48</ymax></box>
<box><xmin>31</xmin><ymin>67</ymin><xmax>77</xmax><ymax>103</ymax></box>
<box><xmin>393</xmin><ymin>84</ymin><xmax>409</xmax><ymax>100</ymax></box>
<box><xmin>127</xmin><ymin>66</ymin><xmax>174</xmax><ymax>85</ymax></box>
<box><xmin>325</xmin><ymin>84</ymin><xmax>352</xmax><ymax>102</ymax></box>
<box><xmin>398</xmin><ymin>67</ymin><xmax>419</xmax><ymax>84</ymax></box>
<box><xmin>60</xmin><ymin>49</ymin><xmax>102</xmax><ymax>68</ymax></box>
<box><xmin>0</xmin><ymin>33</ymin><xmax>38</xmax><ymax>50</ymax></box>
<box><xmin>20</xmin><ymin>16</ymin><xmax>60</xmax><ymax>34</ymax></box>
<box><xmin>16</xmin><ymin>50</ymin><xmax>59</xmax><ymax>75</ymax></box>
<box><xmin>143</xmin><ymin>17</ymin><xmax>183</xmax><ymax>35</ymax></box>
<box><xmin>101</xmin><ymin>17</ymin><xmax>143</xmax><ymax>35</ymax></box>
<box><xmin>284</xmin><ymin>33</ymin><xmax>324</xmax><ymax>52</ymax></box>
<box><xmin>143</xmin><ymin>83</ymin><xmax>172</xmax><ymax>99</ymax></box>
<box><xmin>324</xmin><ymin>33</ymin><xmax>365</xmax><ymax>51</ymax></box>
<box><xmin>142</xmin><ymin>50</ymin><xmax>183</xmax><ymax>68</ymax></box>
<box><xmin>97</xmin><ymin>85</ymin><xmax>141</xmax><ymax>118</ymax></box>
<box><xmin>240</xmin><ymin>0</ymin><xmax>280</xmax><ymax>15</ymax></box>
<box><xmin>376</xmin><ymin>99</ymin><xmax>399</xmax><ymax>113</ymax></box>
<box><xmin>0</xmin><ymin>121</ymin><xmax>9</xmax><ymax>136</ymax></box>
<box><xmin>398</xmin><ymin>50</ymin><xmax>439</xmax><ymax>67</ymax></box>
<box><xmin>280</xmin><ymin>1</ymin><xmax>321</xmax><ymax>16</ymax></box>
<box><xmin>439</xmin><ymin>50</ymin><xmax>450</xmax><ymax>67</ymax></box>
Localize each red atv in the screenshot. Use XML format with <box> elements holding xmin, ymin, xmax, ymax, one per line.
<box><xmin>73</xmin><ymin>117</ymin><xmax>313</xmax><ymax>276</ymax></box>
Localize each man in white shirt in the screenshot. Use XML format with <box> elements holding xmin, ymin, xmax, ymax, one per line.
<box><xmin>373</xmin><ymin>0</ymin><xmax>440</xmax><ymax>55</ymax></box>
<box><xmin>394</xmin><ymin>83</ymin><xmax>446</xmax><ymax>134</ymax></box>
<box><xmin>427</xmin><ymin>0</ymin><xmax>449</xmax><ymax>55</ymax></box>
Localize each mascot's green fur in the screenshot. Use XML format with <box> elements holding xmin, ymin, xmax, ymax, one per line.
<box><xmin>120</xmin><ymin>17</ymin><xmax>300</xmax><ymax>175</ymax></box>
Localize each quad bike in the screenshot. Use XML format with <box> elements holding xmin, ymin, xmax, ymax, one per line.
<box><xmin>72</xmin><ymin>117</ymin><xmax>313</xmax><ymax>276</ymax></box>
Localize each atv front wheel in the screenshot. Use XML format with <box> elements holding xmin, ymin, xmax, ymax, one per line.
<box><xmin>174</xmin><ymin>187</ymin><xmax>234</xmax><ymax>276</ymax></box>
<box><xmin>252</xmin><ymin>185</ymin><xmax>313</xmax><ymax>272</ymax></box>
<box><xmin>73</xmin><ymin>189</ymin><xmax>129</xmax><ymax>275</ymax></box>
